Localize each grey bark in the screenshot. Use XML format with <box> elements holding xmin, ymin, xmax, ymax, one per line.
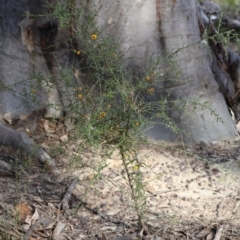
<box><xmin>157</xmin><ymin>0</ymin><xmax>237</xmax><ymax>142</ymax></box>
<box><xmin>0</xmin><ymin>0</ymin><xmax>239</xmax><ymax>145</ymax></box>
<box><xmin>79</xmin><ymin>0</ymin><xmax>237</xmax><ymax>143</ymax></box>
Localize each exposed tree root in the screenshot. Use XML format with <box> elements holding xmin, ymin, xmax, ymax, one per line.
<box><xmin>0</xmin><ymin>124</ymin><xmax>56</xmax><ymax>172</ymax></box>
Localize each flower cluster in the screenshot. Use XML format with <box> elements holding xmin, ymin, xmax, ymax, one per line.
<box><xmin>145</xmin><ymin>71</ymin><xmax>156</xmax><ymax>83</ymax></box>
<box><xmin>147</xmin><ymin>88</ymin><xmax>154</xmax><ymax>93</ymax></box>
<box><xmin>91</xmin><ymin>34</ymin><xmax>97</xmax><ymax>40</ymax></box>
<box><xmin>74</xmin><ymin>49</ymin><xmax>81</xmax><ymax>55</ymax></box>
<box><xmin>99</xmin><ymin>111</ymin><xmax>106</xmax><ymax>119</ymax></box>
<box><xmin>78</xmin><ymin>94</ymin><xmax>83</xmax><ymax>100</ymax></box>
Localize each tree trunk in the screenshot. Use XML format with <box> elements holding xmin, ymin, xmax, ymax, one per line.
<box><xmin>156</xmin><ymin>0</ymin><xmax>237</xmax><ymax>142</ymax></box>
<box><xmin>0</xmin><ymin>0</ymin><xmax>238</xmax><ymax>145</ymax></box>
<box><xmin>78</xmin><ymin>0</ymin><xmax>237</xmax><ymax>143</ymax></box>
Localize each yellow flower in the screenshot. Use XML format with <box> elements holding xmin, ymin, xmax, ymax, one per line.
<box><xmin>78</xmin><ymin>94</ymin><xmax>83</xmax><ymax>100</ymax></box>
<box><xmin>76</xmin><ymin>50</ymin><xmax>81</xmax><ymax>55</ymax></box>
<box><xmin>147</xmin><ymin>88</ymin><xmax>154</xmax><ymax>93</ymax></box>
<box><xmin>135</xmin><ymin>121</ymin><xmax>140</xmax><ymax>126</ymax></box>
<box><xmin>32</xmin><ymin>89</ymin><xmax>37</xmax><ymax>93</ymax></box>
<box><xmin>129</xmin><ymin>150</ymin><xmax>135</xmax><ymax>156</ymax></box>
<box><xmin>91</xmin><ymin>34</ymin><xmax>97</xmax><ymax>40</ymax></box>
<box><xmin>145</xmin><ymin>76</ymin><xmax>151</xmax><ymax>81</ymax></box>
<box><xmin>133</xmin><ymin>165</ymin><xmax>139</xmax><ymax>171</ymax></box>
<box><xmin>99</xmin><ymin>111</ymin><xmax>106</xmax><ymax>119</ymax></box>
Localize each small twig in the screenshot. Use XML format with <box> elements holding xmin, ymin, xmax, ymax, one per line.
<box><xmin>157</xmin><ymin>188</ymin><xmax>181</xmax><ymax>194</ymax></box>
<box><xmin>59</xmin><ymin>177</ymin><xmax>79</xmax><ymax>211</ymax></box>
<box><xmin>77</xmin><ymin>201</ymin><xmax>130</xmax><ymax>227</ymax></box>
<box><xmin>24</xmin><ymin>217</ymin><xmax>52</xmax><ymax>240</ymax></box>
<box><xmin>216</xmin><ymin>200</ymin><xmax>223</xmax><ymax>218</ymax></box>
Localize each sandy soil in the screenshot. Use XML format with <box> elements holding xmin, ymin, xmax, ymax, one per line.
<box><xmin>0</xmin><ymin>117</ymin><xmax>240</xmax><ymax>239</ymax></box>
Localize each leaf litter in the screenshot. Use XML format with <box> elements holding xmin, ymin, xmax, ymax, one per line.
<box><xmin>0</xmin><ymin>116</ymin><xmax>240</xmax><ymax>239</ymax></box>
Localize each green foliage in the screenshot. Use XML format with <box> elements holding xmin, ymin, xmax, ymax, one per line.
<box><xmin>222</xmin><ymin>0</ymin><xmax>237</xmax><ymax>8</ymax></box>
<box><xmin>38</xmin><ymin>2</ymin><xmax>183</xmax><ymax>225</ymax></box>
<box><xmin>0</xmin><ymin>0</ymin><xmax>228</xmax><ymax>229</ymax></box>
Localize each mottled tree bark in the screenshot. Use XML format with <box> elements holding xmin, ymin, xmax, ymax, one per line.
<box><xmin>78</xmin><ymin>0</ymin><xmax>237</xmax><ymax>143</ymax></box>
<box><xmin>0</xmin><ymin>0</ymin><xmax>238</xmax><ymax>145</ymax></box>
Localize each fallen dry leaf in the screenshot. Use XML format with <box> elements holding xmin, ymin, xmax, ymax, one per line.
<box><xmin>31</xmin><ymin>208</ymin><xmax>39</xmax><ymax>225</ymax></box>
<box><xmin>60</xmin><ymin>134</ymin><xmax>68</xmax><ymax>142</ymax></box>
<box><xmin>15</xmin><ymin>202</ymin><xmax>32</xmax><ymax>222</ymax></box>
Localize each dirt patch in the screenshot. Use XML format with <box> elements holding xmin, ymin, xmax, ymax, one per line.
<box><xmin>1</xmin><ymin>118</ymin><xmax>240</xmax><ymax>239</ymax></box>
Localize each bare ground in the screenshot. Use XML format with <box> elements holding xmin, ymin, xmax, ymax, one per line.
<box><xmin>0</xmin><ymin>117</ymin><xmax>240</xmax><ymax>240</ymax></box>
